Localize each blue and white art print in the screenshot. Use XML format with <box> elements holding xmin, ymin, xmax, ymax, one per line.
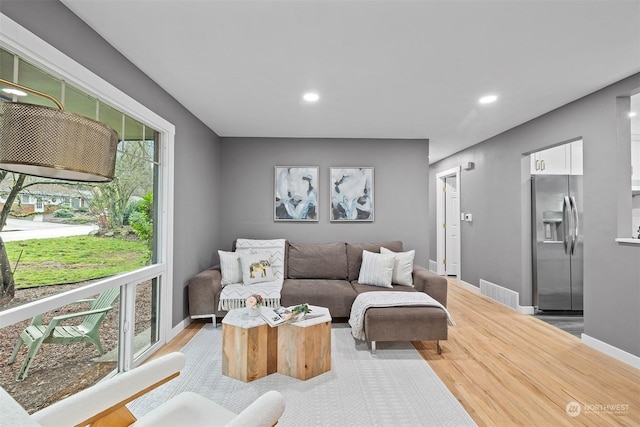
<box><xmin>330</xmin><ymin>167</ymin><xmax>374</xmax><ymax>221</ymax></box>
<box><xmin>274</xmin><ymin>166</ymin><xmax>319</xmax><ymax>221</ymax></box>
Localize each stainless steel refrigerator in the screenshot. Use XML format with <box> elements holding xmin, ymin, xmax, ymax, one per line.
<box><xmin>532</xmin><ymin>175</ymin><xmax>583</xmax><ymax>311</ymax></box>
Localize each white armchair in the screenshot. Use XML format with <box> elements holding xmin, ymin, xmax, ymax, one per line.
<box><xmin>0</xmin><ymin>352</ymin><xmax>285</xmax><ymax>427</ymax></box>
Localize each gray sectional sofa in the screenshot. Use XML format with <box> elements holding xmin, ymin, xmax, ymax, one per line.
<box><xmin>188</xmin><ymin>241</ymin><xmax>449</xmax><ymax>350</ymax></box>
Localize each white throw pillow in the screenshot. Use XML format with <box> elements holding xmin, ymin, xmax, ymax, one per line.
<box><xmin>357</xmin><ymin>250</ymin><xmax>395</xmax><ymax>288</ymax></box>
<box><xmin>218</xmin><ymin>250</ymin><xmax>243</xmax><ymax>286</ymax></box>
<box><xmin>380</xmin><ymin>247</ymin><xmax>415</xmax><ymax>287</ymax></box>
<box><xmin>240</xmin><ymin>252</ymin><xmax>276</xmax><ymax>285</ymax></box>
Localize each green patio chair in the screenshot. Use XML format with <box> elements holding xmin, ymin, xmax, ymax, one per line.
<box><xmin>7</xmin><ymin>287</ymin><xmax>120</xmax><ymax>381</ymax></box>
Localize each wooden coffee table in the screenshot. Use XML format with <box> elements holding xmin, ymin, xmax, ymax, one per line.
<box><xmin>221</xmin><ymin>309</ymin><xmax>277</xmax><ymax>382</ymax></box>
<box><xmin>222</xmin><ymin>305</ymin><xmax>331</xmax><ymax>382</ymax></box>
<box><xmin>277</xmin><ymin>305</ymin><xmax>332</xmax><ymax>380</ymax></box>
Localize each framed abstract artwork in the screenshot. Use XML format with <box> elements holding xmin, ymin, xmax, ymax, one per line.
<box><xmin>274</xmin><ymin>166</ymin><xmax>319</xmax><ymax>221</ymax></box>
<box><xmin>330</xmin><ymin>167</ymin><xmax>374</xmax><ymax>221</ymax></box>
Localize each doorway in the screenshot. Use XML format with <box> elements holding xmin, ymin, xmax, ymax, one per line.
<box><xmin>436</xmin><ymin>167</ymin><xmax>461</xmax><ymax>278</ymax></box>
<box><xmin>530</xmin><ymin>139</ymin><xmax>583</xmax><ymax>312</ymax></box>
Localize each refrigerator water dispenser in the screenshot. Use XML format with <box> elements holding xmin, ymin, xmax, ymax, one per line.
<box><xmin>542</xmin><ymin>211</ymin><xmax>563</xmax><ymax>241</ymax></box>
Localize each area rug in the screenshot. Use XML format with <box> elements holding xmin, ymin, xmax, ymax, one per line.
<box><xmin>129</xmin><ymin>324</ymin><xmax>476</xmax><ymax>426</ymax></box>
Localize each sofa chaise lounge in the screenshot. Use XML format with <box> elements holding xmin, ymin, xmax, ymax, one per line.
<box><xmin>188</xmin><ymin>240</ymin><xmax>449</xmax><ymax>351</ymax></box>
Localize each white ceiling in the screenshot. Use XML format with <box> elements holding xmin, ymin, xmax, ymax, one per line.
<box><xmin>61</xmin><ymin>0</ymin><xmax>640</xmax><ymax>163</ymax></box>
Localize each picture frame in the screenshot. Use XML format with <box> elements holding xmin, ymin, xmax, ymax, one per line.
<box><xmin>274</xmin><ymin>166</ymin><xmax>319</xmax><ymax>221</ymax></box>
<box><xmin>330</xmin><ymin>167</ymin><xmax>374</xmax><ymax>221</ymax></box>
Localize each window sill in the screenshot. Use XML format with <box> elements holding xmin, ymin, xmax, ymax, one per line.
<box><xmin>615</xmin><ymin>238</ymin><xmax>640</xmax><ymax>245</ymax></box>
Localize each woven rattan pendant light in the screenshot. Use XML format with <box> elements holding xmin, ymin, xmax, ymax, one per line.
<box><xmin>0</xmin><ymin>78</ymin><xmax>118</xmax><ymax>182</ymax></box>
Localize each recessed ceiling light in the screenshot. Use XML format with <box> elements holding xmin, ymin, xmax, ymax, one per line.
<box><xmin>629</xmin><ymin>111</ymin><xmax>637</xmax><ymax>118</ymax></box>
<box><xmin>2</xmin><ymin>88</ymin><xmax>27</xmax><ymax>97</ymax></box>
<box><xmin>303</xmin><ymin>92</ymin><xmax>319</xmax><ymax>102</ymax></box>
<box><xmin>478</xmin><ymin>94</ymin><xmax>498</xmax><ymax>104</ymax></box>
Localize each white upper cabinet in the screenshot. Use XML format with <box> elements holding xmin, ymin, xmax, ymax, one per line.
<box><xmin>531</xmin><ymin>144</ymin><xmax>568</xmax><ymax>175</ymax></box>
<box><xmin>531</xmin><ymin>140</ymin><xmax>583</xmax><ymax>175</ymax></box>
<box><xmin>570</xmin><ymin>140</ymin><xmax>583</xmax><ymax>175</ymax></box>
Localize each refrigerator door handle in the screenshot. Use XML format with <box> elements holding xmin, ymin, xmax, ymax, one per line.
<box><xmin>570</xmin><ymin>196</ymin><xmax>579</xmax><ymax>255</ymax></box>
<box><xmin>563</xmin><ymin>196</ymin><xmax>571</xmax><ymax>254</ymax></box>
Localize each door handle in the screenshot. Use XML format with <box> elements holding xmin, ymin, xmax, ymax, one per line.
<box><xmin>570</xmin><ymin>196</ymin><xmax>578</xmax><ymax>255</ymax></box>
<box><xmin>563</xmin><ymin>196</ymin><xmax>570</xmax><ymax>255</ymax></box>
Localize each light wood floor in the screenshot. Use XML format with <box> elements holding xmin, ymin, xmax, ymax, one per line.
<box><xmin>414</xmin><ymin>279</ymin><xmax>640</xmax><ymax>426</ymax></box>
<box><xmin>157</xmin><ymin>280</ymin><xmax>639</xmax><ymax>426</ymax></box>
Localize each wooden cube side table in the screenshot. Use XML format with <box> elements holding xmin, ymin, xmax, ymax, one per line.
<box><xmin>277</xmin><ymin>305</ymin><xmax>332</xmax><ymax>380</ymax></box>
<box><xmin>221</xmin><ymin>309</ymin><xmax>277</xmax><ymax>382</ymax></box>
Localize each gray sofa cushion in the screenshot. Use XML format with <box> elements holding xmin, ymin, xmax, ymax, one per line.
<box><xmin>346</xmin><ymin>241</ymin><xmax>404</xmax><ymax>281</ymax></box>
<box><xmin>281</xmin><ymin>279</ymin><xmax>357</xmax><ymax>318</ymax></box>
<box><xmin>364</xmin><ymin>306</ymin><xmax>449</xmax><ymax>342</ymax></box>
<box><xmin>287</xmin><ymin>242</ymin><xmax>347</xmax><ymax>279</ymax></box>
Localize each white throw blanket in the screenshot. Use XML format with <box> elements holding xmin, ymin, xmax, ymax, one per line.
<box><xmin>218</xmin><ymin>279</ymin><xmax>283</xmax><ymax>310</ymax></box>
<box><xmin>348</xmin><ymin>291</ymin><xmax>456</xmax><ymax>341</ymax></box>
<box><xmin>218</xmin><ymin>238</ymin><xmax>286</xmax><ymax>310</ymax></box>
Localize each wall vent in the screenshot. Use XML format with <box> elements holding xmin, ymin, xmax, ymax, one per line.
<box><xmin>480</xmin><ymin>279</ymin><xmax>520</xmax><ymax>311</ymax></box>
<box><xmin>429</xmin><ymin>260</ymin><xmax>438</xmax><ymax>273</ymax></box>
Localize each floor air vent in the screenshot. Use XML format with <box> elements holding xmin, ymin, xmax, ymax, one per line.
<box><xmin>480</xmin><ymin>279</ymin><xmax>520</xmax><ymax>311</ymax></box>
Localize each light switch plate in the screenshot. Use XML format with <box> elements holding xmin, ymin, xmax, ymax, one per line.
<box><xmin>465</xmin><ymin>213</ymin><xmax>473</xmax><ymax>222</ymax></box>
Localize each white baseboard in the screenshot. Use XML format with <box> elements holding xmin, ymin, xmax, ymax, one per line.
<box><xmin>518</xmin><ymin>305</ymin><xmax>535</xmax><ymax>315</ymax></box>
<box><xmin>581</xmin><ymin>333</ymin><xmax>640</xmax><ymax>369</ymax></box>
<box><xmin>169</xmin><ymin>316</ymin><xmax>192</xmax><ymax>341</ymax></box>
<box><xmin>456</xmin><ymin>279</ymin><xmax>479</xmax><ymax>294</ymax></box>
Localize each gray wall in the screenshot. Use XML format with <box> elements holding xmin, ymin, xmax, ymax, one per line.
<box><xmin>1</xmin><ymin>1</ymin><xmax>223</xmax><ymax>327</ymax></box>
<box><xmin>430</xmin><ymin>73</ymin><xmax>640</xmax><ymax>357</ymax></box>
<box><xmin>219</xmin><ymin>138</ymin><xmax>431</xmax><ymax>266</ymax></box>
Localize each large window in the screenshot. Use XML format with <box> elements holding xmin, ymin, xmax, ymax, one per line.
<box><xmin>0</xmin><ymin>48</ymin><xmax>159</xmax><ymax>307</ymax></box>
<box><xmin>0</xmin><ymin>20</ymin><xmax>173</xmax><ymax>414</ymax></box>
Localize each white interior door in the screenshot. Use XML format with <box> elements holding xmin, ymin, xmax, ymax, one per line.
<box><xmin>436</xmin><ymin>167</ymin><xmax>460</xmax><ymax>278</ymax></box>
<box><xmin>445</xmin><ymin>176</ymin><xmax>459</xmax><ymax>276</ymax></box>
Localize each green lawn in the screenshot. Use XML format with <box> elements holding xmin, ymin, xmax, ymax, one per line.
<box><xmin>5</xmin><ymin>235</ymin><xmax>150</xmax><ymax>288</ymax></box>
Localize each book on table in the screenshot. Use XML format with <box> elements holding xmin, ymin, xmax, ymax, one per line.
<box><xmin>260</xmin><ymin>306</ymin><xmax>291</xmax><ymax>327</ymax></box>
<box><xmin>260</xmin><ymin>306</ymin><xmax>323</xmax><ymax>327</ymax></box>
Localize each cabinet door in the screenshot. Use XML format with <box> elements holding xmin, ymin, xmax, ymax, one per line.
<box><xmin>533</xmin><ymin>145</ymin><xmax>568</xmax><ymax>175</ymax></box>
<box><xmin>570</xmin><ymin>140</ymin><xmax>583</xmax><ymax>175</ymax></box>
<box><xmin>531</xmin><ymin>153</ymin><xmax>542</xmax><ymax>174</ymax></box>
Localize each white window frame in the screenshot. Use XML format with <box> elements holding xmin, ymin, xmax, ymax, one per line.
<box><xmin>0</xmin><ymin>13</ymin><xmax>176</xmax><ymax>367</ymax></box>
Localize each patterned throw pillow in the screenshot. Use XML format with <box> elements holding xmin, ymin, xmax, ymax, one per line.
<box><xmin>240</xmin><ymin>252</ymin><xmax>276</xmax><ymax>285</ymax></box>
<box><xmin>357</xmin><ymin>250</ymin><xmax>395</xmax><ymax>288</ymax></box>
<box><xmin>380</xmin><ymin>247</ymin><xmax>415</xmax><ymax>287</ymax></box>
<box><xmin>235</xmin><ymin>239</ymin><xmax>286</xmax><ymax>280</ymax></box>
